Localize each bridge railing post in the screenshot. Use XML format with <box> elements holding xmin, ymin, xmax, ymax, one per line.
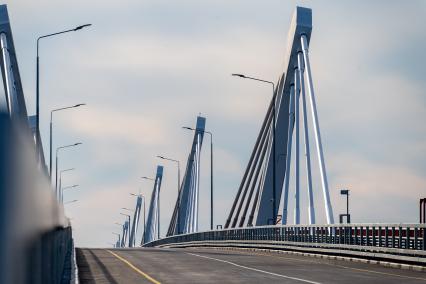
<box><xmin>385</xmin><ymin>226</ymin><xmax>389</xmax><ymax>247</ymax></box>
<box><xmin>391</xmin><ymin>227</ymin><xmax>395</xmax><ymax>248</ymax></box>
<box><xmin>406</xmin><ymin>227</ymin><xmax>411</xmax><ymax>249</ymax></box>
<box><xmin>414</xmin><ymin>227</ymin><xmax>418</xmax><ymax>250</ymax></box>
<box><xmin>398</xmin><ymin>226</ymin><xmax>402</xmax><ymax>248</ymax></box>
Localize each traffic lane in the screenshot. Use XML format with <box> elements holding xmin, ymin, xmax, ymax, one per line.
<box><xmin>77</xmin><ymin>248</ymin><xmax>153</xmax><ymax>284</ymax></box>
<box><xmin>118</xmin><ymin>247</ymin><xmax>426</xmax><ymax>284</ymax></box>
<box><xmin>178</xmin><ymin>248</ymin><xmax>426</xmax><ymax>284</ymax></box>
<box><xmin>79</xmin><ymin>247</ymin><xmax>426</xmax><ymax>284</ymax></box>
<box><xmin>113</xmin><ymin>247</ymin><xmax>303</xmax><ymax>283</ymax></box>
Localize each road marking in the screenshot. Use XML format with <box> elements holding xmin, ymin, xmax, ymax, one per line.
<box><xmin>106</xmin><ymin>250</ymin><xmax>161</xmax><ymax>284</ymax></box>
<box><xmin>186</xmin><ymin>252</ymin><xmax>322</xmax><ymax>284</ymax></box>
<box><xmin>220</xmin><ymin>249</ymin><xmax>426</xmax><ymax>281</ymax></box>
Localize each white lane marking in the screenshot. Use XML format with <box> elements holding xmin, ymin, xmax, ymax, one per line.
<box><xmin>186</xmin><ymin>252</ymin><xmax>322</xmax><ymax>284</ymax></box>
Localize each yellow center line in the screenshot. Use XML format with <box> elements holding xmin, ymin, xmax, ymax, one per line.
<box><xmin>206</xmin><ymin>249</ymin><xmax>426</xmax><ymax>281</ymax></box>
<box><xmin>106</xmin><ymin>250</ymin><xmax>161</xmax><ymax>284</ymax></box>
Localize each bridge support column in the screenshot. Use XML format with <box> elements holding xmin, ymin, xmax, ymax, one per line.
<box><xmin>301</xmin><ymin>34</ymin><xmax>334</xmax><ymax>224</ymax></box>
<box><xmin>282</xmin><ymin>84</ymin><xmax>295</xmax><ymax>225</ymax></box>
<box><xmin>298</xmin><ymin>52</ymin><xmax>315</xmax><ymax>225</ymax></box>
<box><xmin>294</xmin><ymin>65</ymin><xmax>300</xmax><ymax>225</ymax></box>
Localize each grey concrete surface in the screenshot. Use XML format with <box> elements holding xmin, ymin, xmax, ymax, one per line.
<box><xmin>76</xmin><ymin>247</ymin><xmax>426</xmax><ymax>283</ymax></box>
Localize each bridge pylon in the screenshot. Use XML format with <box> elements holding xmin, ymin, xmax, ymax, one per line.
<box><xmin>167</xmin><ymin>116</ymin><xmax>206</xmax><ymax>236</ymax></box>
<box><xmin>144</xmin><ymin>165</ymin><xmax>164</xmax><ymax>243</ymax></box>
<box><xmin>225</xmin><ymin>6</ymin><xmax>334</xmax><ymax>229</ymax></box>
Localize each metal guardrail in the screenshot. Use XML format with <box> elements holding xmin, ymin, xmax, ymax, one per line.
<box><xmin>143</xmin><ymin>223</ymin><xmax>426</xmax><ymax>254</ymax></box>
<box><xmin>0</xmin><ymin>113</ymin><xmax>73</xmax><ymax>284</ymax></box>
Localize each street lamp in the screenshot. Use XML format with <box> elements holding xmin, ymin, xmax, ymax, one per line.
<box><xmin>141</xmin><ymin>176</ymin><xmax>154</xmax><ymax>181</ymax></box>
<box><xmin>36</xmin><ymin>24</ymin><xmax>91</xmax><ymax>160</ymax></box>
<box><xmin>55</xmin><ymin>142</ymin><xmax>81</xmax><ymax>196</ymax></box>
<box><xmin>232</xmin><ymin>73</ymin><xmax>276</xmax><ymax>224</ymax></box>
<box><xmin>157</xmin><ymin>155</ymin><xmax>181</xmax><ymax>234</ymax></box>
<box><xmin>62</xmin><ymin>184</ymin><xmax>79</xmax><ymax>204</ymax></box>
<box><xmin>64</xmin><ymin>199</ymin><xmax>78</xmax><ymax>205</ymax></box>
<box><xmin>62</xmin><ymin>184</ymin><xmax>79</xmax><ymax>191</ymax></box>
<box><xmin>339</xmin><ymin>189</ymin><xmax>350</xmax><ymax>223</ymax></box>
<box><xmin>183</xmin><ymin>126</ymin><xmax>214</xmax><ymax>230</ymax></box>
<box><xmin>131</xmin><ymin>193</ymin><xmax>146</xmax><ymax>244</ymax></box>
<box><xmin>59</xmin><ymin>168</ymin><xmax>75</xmax><ymax>203</ymax></box>
<box><xmin>49</xmin><ymin>103</ymin><xmax>85</xmax><ymax>179</ymax></box>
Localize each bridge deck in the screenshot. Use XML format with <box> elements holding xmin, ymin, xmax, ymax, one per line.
<box><xmin>76</xmin><ymin>248</ymin><xmax>425</xmax><ymax>283</ymax></box>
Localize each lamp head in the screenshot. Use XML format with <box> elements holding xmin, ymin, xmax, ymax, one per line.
<box><xmin>74</xmin><ymin>24</ymin><xmax>92</xmax><ymax>31</ymax></box>
<box><xmin>232</xmin><ymin>73</ymin><xmax>245</xmax><ymax>78</ymax></box>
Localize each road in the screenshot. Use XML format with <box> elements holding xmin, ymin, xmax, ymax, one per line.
<box><xmin>76</xmin><ymin>247</ymin><xmax>426</xmax><ymax>283</ymax></box>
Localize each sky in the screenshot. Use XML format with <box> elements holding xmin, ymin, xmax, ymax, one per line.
<box><xmin>4</xmin><ymin>0</ymin><xmax>426</xmax><ymax>247</ymax></box>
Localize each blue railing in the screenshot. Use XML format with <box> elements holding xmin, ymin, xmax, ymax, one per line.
<box><xmin>143</xmin><ymin>223</ymin><xmax>426</xmax><ymax>253</ymax></box>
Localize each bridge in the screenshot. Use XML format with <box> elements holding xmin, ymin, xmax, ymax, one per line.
<box><xmin>0</xmin><ymin>3</ymin><xmax>425</xmax><ymax>284</ymax></box>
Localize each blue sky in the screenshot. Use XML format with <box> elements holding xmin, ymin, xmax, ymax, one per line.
<box><xmin>6</xmin><ymin>0</ymin><xmax>426</xmax><ymax>247</ymax></box>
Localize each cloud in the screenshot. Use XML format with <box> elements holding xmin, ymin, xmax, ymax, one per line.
<box><xmin>5</xmin><ymin>0</ymin><xmax>426</xmax><ymax>247</ymax></box>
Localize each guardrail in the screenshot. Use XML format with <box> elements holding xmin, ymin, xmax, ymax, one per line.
<box><xmin>143</xmin><ymin>223</ymin><xmax>426</xmax><ymax>264</ymax></box>
<box><xmin>0</xmin><ymin>114</ymin><xmax>73</xmax><ymax>284</ymax></box>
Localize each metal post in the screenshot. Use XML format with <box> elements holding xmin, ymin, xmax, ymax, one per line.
<box><xmin>36</xmin><ymin>43</ymin><xmax>40</xmax><ymax>161</ymax></box>
<box><xmin>294</xmin><ymin>65</ymin><xmax>300</xmax><ymax>225</ymax></box>
<box><xmin>59</xmin><ymin>175</ymin><xmax>62</xmax><ymax>203</ymax></box>
<box><xmin>55</xmin><ymin>149</ymin><xmax>59</xmax><ymax>197</ymax></box>
<box><xmin>301</xmin><ymin>34</ymin><xmax>334</xmax><ymax>224</ymax></box>
<box><xmin>49</xmin><ymin>114</ymin><xmax>53</xmax><ymax>178</ymax></box>
<box><xmin>282</xmin><ymin>84</ymin><xmax>295</xmax><ymax>224</ymax></box>
<box><xmin>177</xmin><ymin>161</ymin><xmax>181</xmax><ymax>234</ymax></box>
<box><xmin>346</xmin><ymin>192</ymin><xmax>349</xmax><ymax>222</ymax></box>
<box><xmin>209</xmin><ymin>132</ymin><xmax>214</xmax><ymax>230</ymax></box>
<box><xmin>35</xmin><ymin>24</ymin><xmax>91</xmax><ymax>163</ymax></box>
<box><xmin>298</xmin><ymin>52</ymin><xmax>315</xmax><ymax>224</ymax></box>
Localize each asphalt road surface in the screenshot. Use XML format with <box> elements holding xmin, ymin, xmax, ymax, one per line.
<box><xmin>76</xmin><ymin>247</ymin><xmax>426</xmax><ymax>283</ymax></box>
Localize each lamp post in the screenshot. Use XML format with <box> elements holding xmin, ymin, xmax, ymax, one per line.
<box><xmin>340</xmin><ymin>189</ymin><xmax>350</xmax><ymax>223</ymax></box>
<box><xmin>157</xmin><ymin>155</ymin><xmax>181</xmax><ymax>234</ymax></box>
<box><xmin>183</xmin><ymin>126</ymin><xmax>214</xmax><ymax>230</ymax></box>
<box><xmin>49</xmin><ymin>103</ymin><xmax>85</xmax><ymax>179</ymax></box>
<box><xmin>232</xmin><ymin>73</ymin><xmax>276</xmax><ymax>224</ymax></box>
<box><xmin>59</xmin><ymin>168</ymin><xmax>75</xmax><ymax>203</ymax></box>
<box><xmin>131</xmin><ymin>193</ymin><xmax>146</xmax><ymax>244</ymax></box>
<box><xmin>55</xmin><ymin>142</ymin><xmax>81</xmax><ymax>197</ymax></box>
<box><xmin>36</xmin><ymin>24</ymin><xmax>91</xmax><ymax>161</ymax></box>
